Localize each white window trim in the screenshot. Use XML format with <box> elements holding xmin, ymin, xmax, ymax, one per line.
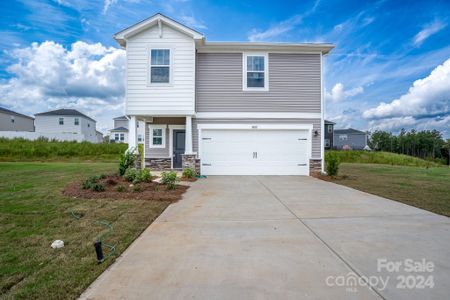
<box><xmin>149</xmin><ymin>124</ymin><xmax>166</xmax><ymax>148</ymax></box>
<box><xmin>243</xmin><ymin>52</ymin><xmax>269</xmax><ymax>91</ymax></box>
<box><xmin>74</xmin><ymin>118</ymin><xmax>79</xmax><ymax>126</ymax></box>
<box><xmin>148</xmin><ymin>47</ymin><xmax>173</xmax><ymax>86</ymax></box>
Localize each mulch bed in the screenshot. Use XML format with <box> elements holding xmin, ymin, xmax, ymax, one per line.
<box><xmin>179</xmin><ymin>177</ymin><xmax>197</xmax><ymax>182</ymax></box>
<box><xmin>63</xmin><ymin>174</ymin><xmax>188</xmax><ymax>202</ymax></box>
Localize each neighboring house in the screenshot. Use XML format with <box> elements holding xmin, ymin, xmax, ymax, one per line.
<box><xmin>333</xmin><ymin>128</ymin><xmax>368</xmax><ymax>150</ymax></box>
<box><xmin>96</xmin><ymin>131</ymin><xmax>104</xmax><ymax>143</ymax></box>
<box><xmin>0</xmin><ymin>106</ymin><xmax>34</xmax><ymax>131</ymax></box>
<box><xmin>324</xmin><ymin>120</ymin><xmax>335</xmax><ymax>150</ymax></box>
<box><xmin>109</xmin><ymin>116</ymin><xmax>145</xmax><ymax>144</ymax></box>
<box><xmin>34</xmin><ymin>109</ymin><xmax>98</xmax><ymax>143</ymax></box>
<box><xmin>114</xmin><ymin>13</ymin><xmax>334</xmax><ymax>175</ymax></box>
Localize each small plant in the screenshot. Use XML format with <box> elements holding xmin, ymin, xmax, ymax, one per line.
<box><xmin>139</xmin><ymin>168</ymin><xmax>152</xmax><ymax>182</ymax></box>
<box><xmin>161</xmin><ymin>171</ymin><xmax>177</xmax><ymax>190</ymax></box>
<box><xmin>132</xmin><ymin>184</ymin><xmax>142</xmax><ymax>192</ymax></box>
<box><xmin>154</xmin><ymin>184</ymin><xmax>160</xmax><ymax>192</ymax></box>
<box><xmin>326</xmin><ymin>152</ymin><xmax>340</xmax><ymax>176</ymax></box>
<box><xmin>124</xmin><ymin>168</ymin><xmax>139</xmax><ymax>182</ymax></box>
<box><xmin>182</xmin><ymin>167</ymin><xmax>195</xmax><ymax>179</ymax></box>
<box><xmin>119</xmin><ymin>150</ymin><xmax>136</xmax><ymax>176</ymax></box>
<box><xmin>91</xmin><ymin>183</ymin><xmax>105</xmax><ymax>192</ymax></box>
<box><xmin>82</xmin><ymin>175</ymin><xmax>100</xmax><ymax>190</ymax></box>
<box><xmin>116</xmin><ymin>185</ymin><xmax>126</xmax><ymax>192</ymax></box>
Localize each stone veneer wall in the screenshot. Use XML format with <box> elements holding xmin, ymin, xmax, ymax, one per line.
<box><xmin>309</xmin><ymin>159</ymin><xmax>322</xmax><ymax>176</ymax></box>
<box><xmin>145</xmin><ymin>158</ymin><xmax>171</xmax><ymax>170</ymax></box>
<box><xmin>181</xmin><ymin>154</ymin><xmax>201</xmax><ymax>175</ymax></box>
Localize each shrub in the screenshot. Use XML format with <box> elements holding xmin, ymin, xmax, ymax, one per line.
<box><xmin>116</xmin><ymin>185</ymin><xmax>126</xmax><ymax>192</ymax></box>
<box><xmin>82</xmin><ymin>175</ymin><xmax>100</xmax><ymax>190</ymax></box>
<box><xmin>124</xmin><ymin>168</ymin><xmax>139</xmax><ymax>182</ymax></box>
<box><xmin>119</xmin><ymin>150</ymin><xmax>136</xmax><ymax>176</ymax></box>
<box><xmin>182</xmin><ymin>167</ymin><xmax>195</xmax><ymax>179</ymax></box>
<box><xmin>161</xmin><ymin>171</ymin><xmax>177</xmax><ymax>190</ymax></box>
<box><xmin>91</xmin><ymin>183</ymin><xmax>105</xmax><ymax>192</ymax></box>
<box><xmin>139</xmin><ymin>168</ymin><xmax>152</xmax><ymax>182</ymax></box>
<box><xmin>132</xmin><ymin>184</ymin><xmax>141</xmax><ymax>192</ymax></box>
<box><xmin>326</xmin><ymin>152</ymin><xmax>340</xmax><ymax>176</ymax></box>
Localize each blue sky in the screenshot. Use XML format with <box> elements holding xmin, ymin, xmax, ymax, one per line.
<box><xmin>0</xmin><ymin>0</ymin><xmax>449</xmax><ymax>136</ymax></box>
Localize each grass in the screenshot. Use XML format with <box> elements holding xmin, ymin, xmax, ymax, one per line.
<box><xmin>325</xmin><ymin>163</ymin><xmax>450</xmax><ymax>217</ymax></box>
<box><xmin>0</xmin><ymin>138</ymin><xmax>127</xmax><ymax>162</ymax></box>
<box><xmin>0</xmin><ymin>162</ymin><xmax>171</xmax><ymax>299</ymax></box>
<box><xmin>326</xmin><ymin>150</ymin><xmax>445</xmax><ymax>167</ymax></box>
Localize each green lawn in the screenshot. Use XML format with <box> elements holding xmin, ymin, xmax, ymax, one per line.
<box><xmin>326</xmin><ymin>163</ymin><xmax>450</xmax><ymax>216</ymax></box>
<box><xmin>0</xmin><ymin>162</ymin><xmax>171</xmax><ymax>299</ymax></box>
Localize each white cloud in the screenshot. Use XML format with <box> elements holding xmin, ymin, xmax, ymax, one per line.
<box><xmin>325</xmin><ymin>83</ymin><xmax>364</xmax><ymax>103</ymax></box>
<box><xmin>102</xmin><ymin>0</ymin><xmax>118</xmax><ymax>14</ymax></box>
<box><xmin>414</xmin><ymin>20</ymin><xmax>446</xmax><ymax>46</ymax></box>
<box><xmin>0</xmin><ymin>41</ymin><xmax>126</xmax><ymax>133</ymax></box>
<box><xmin>178</xmin><ymin>15</ymin><xmax>207</xmax><ymax>30</ymax></box>
<box><xmin>363</xmin><ymin>58</ymin><xmax>450</xmax><ymax>119</ymax></box>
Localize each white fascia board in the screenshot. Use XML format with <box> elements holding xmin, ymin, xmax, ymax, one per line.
<box><xmin>195</xmin><ymin>112</ymin><xmax>321</xmax><ymax>119</ymax></box>
<box><xmin>126</xmin><ymin>110</ymin><xmax>195</xmax><ymax>116</ymax></box>
<box><xmin>197</xmin><ymin>124</ymin><xmax>314</xmax><ymax>130</ymax></box>
<box><xmin>196</xmin><ymin>42</ymin><xmax>334</xmax><ymax>54</ymax></box>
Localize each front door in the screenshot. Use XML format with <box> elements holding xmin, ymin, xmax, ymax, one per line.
<box><xmin>172</xmin><ymin>130</ymin><xmax>185</xmax><ymax>169</ymax></box>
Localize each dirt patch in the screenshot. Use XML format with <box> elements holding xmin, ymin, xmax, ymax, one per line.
<box><xmin>63</xmin><ymin>174</ymin><xmax>188</xmax><ymax>202</ymax></box>
<box><xmin>180</xmin><ymin>177</ymin><xmax>197</xmax><ymax>182</ymax></box>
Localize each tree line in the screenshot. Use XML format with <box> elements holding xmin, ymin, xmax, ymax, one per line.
<box><xmin>368</xmin><ymin>129</ymin><xmax>450</xmax><ymax>165</ymax></box>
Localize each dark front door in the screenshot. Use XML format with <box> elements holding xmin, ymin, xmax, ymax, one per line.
<box><xmin>173</xmin><ymin>130</ymin><xmax>185</xmax><ymax>169</ymax></box>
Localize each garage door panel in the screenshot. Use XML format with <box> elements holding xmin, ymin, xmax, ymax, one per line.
<box><xmin>200</xmin><ymin>129</ymin><xmax>310</xmax><ymax>175</ymax></box>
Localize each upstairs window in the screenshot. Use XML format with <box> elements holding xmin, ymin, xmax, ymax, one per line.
<box><xmin>74</xmin><ymin>118</ymin><xmax>79</xmax><ymax>126</ymax></box>
<box><xmin>339</xmin><ymin>134</ymin><xmax>348</xmax><ymax>141</ymax></box>
<box><xmin>327</xmin><ymin>125</ymin><xmax>332</xmax><ymax>133</ymax></box>
<box><xmin>59</xmin><ymin>118</ymin><xmax>64</xmax><ymax>125</ymax></box>
<box><xmin>150</xmin><ymin>49</ymin><xmax>170</xmax><ymax>83</ymax></box>
<box><xmin>11</xmin><ymin>116</ymin><xmax>15</xmax><ymax>123</ymax></box>
<box><xmin>243</xmin><ymin>53</ymin><xmax>268</xmax><ymax>91</ymax></box>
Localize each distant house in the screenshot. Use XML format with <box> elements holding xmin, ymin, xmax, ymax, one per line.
<box><xmin>0</xmin><ymin>106</ymin><xmax>34</xmax><ymax>132</ymax></box>
<box><xmin>96</xmin><ymin>131</ymin><xmax>104</xmax><ymax>143</ymax></box>
<box><xmin>324</xmin><ymin>120</ymin><xmax>335</xmax><ymax>150</ymax></box>
<box><xmin>109</xmin><ymin>116</ymin><xmax>144</xmax><ymax>144</ymax></box>
<box><xmin>333</xmin><ymin>128</ymin><xmax>368</xmax><ymax>150</ymax></box>
<box><xmin>34</xmin><ymin>109</ymin><xmax>98</xmax><ymax>143</ymax></box>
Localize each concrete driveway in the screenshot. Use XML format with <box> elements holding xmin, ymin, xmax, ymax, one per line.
<box><xmin>81</xmin><ymin>176</ymin><xmax>450</xmax><ymax>300</ymax></box>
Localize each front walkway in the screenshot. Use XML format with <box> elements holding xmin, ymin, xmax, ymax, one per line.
<box><xmin>81</xmin><ymin>176</ymin><xmax>450</xmax><ymax>300</ymax></box>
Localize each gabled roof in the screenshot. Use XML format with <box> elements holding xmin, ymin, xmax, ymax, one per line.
<box><xmin>113</xmin><ymin>115</ymin><xmax>128</xmax><ymax>120</ymax></box>
<box><xmin>0</xmin><ymin>106</ymin><xmax>34</xmax><ymax>120</ymax></box>
<box><xmin>334</xmin><ymin>128</ymin><xmax>366</xmax><ymax>135</ymax></box>
<box><xmin>113</xmin><ymin>13</ymin><xmax>204</xmax><ymax>47</ymax></box>
<box><xmin>110</xmin><ymin>127</ymin><xmax>128</xmax><ymax>132</ymax></box>
<box><xmin>35</xmin><ymin>109</ymin><xmax>96</xmax><ymax>122</ymax></box>
<box><xmin>324</xmin><ymin>120</ymin><xmax>336</xmax><ymax>125</ymax></box>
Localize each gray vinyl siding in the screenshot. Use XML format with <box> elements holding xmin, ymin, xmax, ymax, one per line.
<box><xmin>114</xmin><ymin>119</ymin><xmax>128</xmax><ymax>129</ymax></box>
<box><xmin>0</xmin><ymin>111</ymin><xmax>34</xmax><ymax>131</ymax></box>
<box><xmin>196</xmin><ymin>53</ymin><xmax>321</xmax><ymax>112</ymax></box>
<box><xmin>193</xmin><ymin>118</ymin><xmax>322</xmax><ymax>158</ymax></box>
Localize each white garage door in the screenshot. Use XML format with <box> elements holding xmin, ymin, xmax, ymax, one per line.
<box><xmin>200</xmin><ymin>129</ymin><xmax>310</xmax><ymax>175</ymax></box>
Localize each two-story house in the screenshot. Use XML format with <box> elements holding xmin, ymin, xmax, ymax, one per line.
<box><xmin>333</xmin><ymin>128</ymin><xmax>368</xmax><ymax>150</ymax></box>
<box><xmin>34</xmin><ymin>109</ymin><xmax>98</xmax><ymax>143</ymax></box>
<box><xmin>114</xmin><ymin>13</ymin><xmax>334</xmax><ymax>175</ymax></box>
<box><xmin>0</xmin><ymin>106</ymin><xmax>34</xmax><ymax>132</ymax></box>
<box><xmin>324</xmin><ymin>120</ymin><xmax>335</xmax><ymax>150</ymax></box>
<box><xmin>109</xmin><ymin>116</ymin><xmax>145</xmax><ymax>144</ymax></box>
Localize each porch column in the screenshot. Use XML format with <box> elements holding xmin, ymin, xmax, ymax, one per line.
<box><xmin>185</xmin><ymin>115</ymin><xmax>193</xmax><ymax>154</ymax></box>
<box><xmin>128</xmin><ymin>115</ymin><xmax>138</xmax><ymax>153</ymax></box>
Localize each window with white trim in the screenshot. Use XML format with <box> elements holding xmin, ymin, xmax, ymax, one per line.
<box><xmin>339</xmin><ymin>134</ymin><xmax>348</xmax><ymax>141</ymax></box>
<box><xmin>114</xmin><ymin>133</ymin><xmax>119</xmax><ymax>141</ymax></box>
<box><xmin>137</xmin><ymin>134</ymin><xmax>143</xmax><ymax>142</ymax></box>
<box><xmin>243</xmin><ymin>53</ymin><xmax>268</xmax><ymax>91</ymax></box>
<box><xmin>327</xmin><ymin>125</ymin><xmax>332</xmax><ymax>133</ymax></box>
<box><xmin>150</xmin><ymin>49</ymin><xmax>170</xmax><ymax>83</ymax></box>
<box><xmin>325</xmin><ymin>138</ymin><xmax>330</xmax><ymax>147</ymax></box>
<box><xmin>10</xmin><ymin>116</ymin><xmax>15</xmax><ymax>123</ymax></box>
<box><xmin>74</xmin><ymin>118</ymin><xmax>79</xmax><ymax>125</ymax></box>
<box><xmin>149</xmin><ymin>125</ymin><xmax>166</xmax><ymax>148</ymax></box>
<box><xmin>59</xmin><ymin>117</ymin><xmax>64</xmax><ymax>125</ymax></box>
<box><xmin>120</xmin><ymin>133</ymin><xmax>125</xmax><ymax>142</ymax></box>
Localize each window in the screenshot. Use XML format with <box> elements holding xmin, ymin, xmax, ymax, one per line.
<box><xmin>150</xmin><ymin>49</ymin><xmax>170</xmax><ymax>83</ymax></box>
<box><xmin>74</xmin><ymin>118</ymin><xmax>79</xmax><ymax>126</ymax></box>
<box><xmin>88</xmin><ymin>123</ymin><xmax>90</xmax><ymax>127</ymax></box>
<box><xmin>114</xmin><ymin>133</ymin><xmax>119</xmax><ymax>141</ymax></box>
<box><xmin>10</xmin><ymin>116</ymin><xmax>15</xmax><ymax>123</ymax></box>
<box><xmin>339</xmin><ymin>134</ymin><xmax>348</xmax><ymax>141</ymax></box>
<box><xmin>325</xmin><ymin>139</ymin><xmax>330</xmax><ymax>148</ymax></box>
<box><xmin>149</xmin><ymin>125</ymin><xmax>166</xmax><ymax>148</ymax></box>
<box><xmin>243</xmin><ymin>53</ymin><xmax>268</xmax><ymax>91</ymax></box>
<box><xmin>327</xmin><ymin>125</ymin><xmax>332</xmax><ymax>133</ymax></box>
<box><xmin>137</xmin><ymin>134</ymin><xmax>143</xmax><ymax>142</ymax></box>
<box><xmin>59</xmin><ymin>117</ymin><xmax>64</xmax><ymax>125</ymax></box>
<box><xmin>120</xmin><ymin>133</ymin><xmax>125</xmax><ymax>142</ymax></box>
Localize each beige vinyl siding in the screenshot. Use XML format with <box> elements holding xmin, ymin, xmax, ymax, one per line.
<box><xmin>193</xmin><ymin>118</ymin><xmax>322</xmax><ymax>158</ymax></box>
<box><xmin>196</xmin><ymin>53</ymin><xmax>321</xmax><ymax>112</ymax></box>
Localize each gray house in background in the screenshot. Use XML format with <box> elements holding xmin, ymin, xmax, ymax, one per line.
<box><xmin>0</xmin><ymin>106</ymin><xmax>34</xmax><ymax>131</ymax></box>
<box><xmin>333</xmin><ymin>128</ymin><xmax>368</xmax><ymax>150</ymax></box>
<box><xmin>324</xmin><ymin>120</ymin><xmax>335</xmax><ymax>149</ymax></box>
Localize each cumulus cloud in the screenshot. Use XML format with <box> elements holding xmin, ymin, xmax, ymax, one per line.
<box><xmin>179</xmin><ymin>15</ymin><xmax>207</xmax><ymax>30</ymax></box>
<box><xmin>363</xmin><ymin>58</ymin><xmax>450</xmax><ymax>119</ymax></box>
<box><xmin>0</xmin><ymin>41</ymin><xmax>126</xmax><ymax>132</ymax></box>
<box><xmin>325</xmin><ymin>83</ymin><xmax>363</xmax><ymax>103</ymax></box>
<box><xmin>414</xmin><ymin>20</ymin><xmax>447</xmax><ymax>46</ymax></box>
